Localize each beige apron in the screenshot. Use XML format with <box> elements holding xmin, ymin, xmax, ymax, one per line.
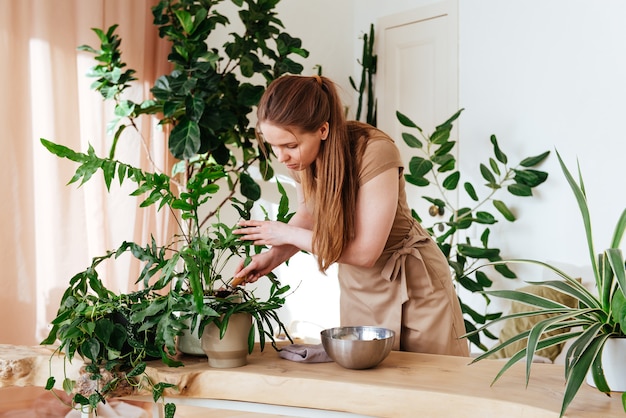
<box><xmin>338</xmin><ymin>222</ymin><xmax>469</xmax><ymax>356</ymax></box>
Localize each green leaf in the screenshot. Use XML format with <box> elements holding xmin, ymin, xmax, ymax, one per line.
<box><xmin>494</xmin><ymin>263</ymin><xmax>517</xmax><ymax>278</ymax></box>
<box><xmin>94</xmin><ymin>318</ymin><xmax>114</xmax><ymax>345</ymax></box>
<box><xmin>169</xmin><ymin>119</ymin><xmax>201</xmax><ymax>159</ymax></box>
<box><xmin>434</xmin><ymin>141</ymin><xmax>455</xmax><ymax>157</ymax></box>
<box><xmin>457</xmin><ymin>244</ymin><xmax>500</xmax><ymax>259</ymax></box>
<box><xmin>185</xmin><ymin>95</ymin><xmax>205</xmax><ymax>121</ymax></box>
<box><xmin>402</xmin><ymin>132</ymin><xmax>422</xmax><ymax>148</ymax></box>
<box><xmin>514</xmin><ymin>169</ymin><xmax>548</xmax><ymax>188</ymax></box>
<box><xmin>479</xmin><ymin>163</ymin><xmax>497</xmax><ymax>186</ymax></box>
<box><xmin>62</xmin><ymin>378</ymin><xmax>74</xmax><ymax>394</ymax></box>
<box><xmin>507</xmin><ymin>183</ymin><xmax>532</xmax><ymax>197</ymax></box>
<box><xmin>396</xmin><ymin>111</ymin><xmax>421</xmax><ymax>130</ymax></box>
<box><xmin>464</xmin><ymin>182</ymin><xmax>478</xmax><ymax>201</ymax></box>
<box><xmin>174</xmin><ymin>10</ymin><xmax>194</xmax><ymax>34</ymax></box>
<box><xmin>435</xmin><ymin>108</ymin><xmax>464</xmax><ymax>130</ymax></box>
<box><xmin>556</xmin><ymin>151</ymin><xmax>597</xmax><ymax>286</ymax></box>
<box><xmin>73</xmin><ymin>393</ymin><xmax>89</xmax><ymax>406</ymax></box>
<box><xmin>520</xmin><ymin>151</ymin><xmax>550</xmax><ymax>167</ymax></box>
<box><xmin>489</xmin><ymin>158</ymin><xmax>501</xmax><ymax>176</ymax></box>
<box><xmin>442</xmin><ymin>171</ymin><xmax>460</xmax><ymax>190</ymax></box>
<box><xmin>430</xmin><ymin>126</ymin><xmax>451</xmax><ymax>145</ymax></box>
<box><xmin>475</xmin><ymin>271</ymin><xmax>493</xmax><ymax>287</ymax></box>
<box><xmin>490</xmin><ymin>134</ymin><xmax>508</xmax><ymax>164</ymax></box>
<box><xmin>80</xmin><ymin>338</ymin><xmax>101</xmax><ymax>363</ymax></box>
<box><xmin>612</xmin><ymin>287</ymin><xmax>626</xmax><ymax>332</ymax></box>
<box><xmin>164</xmin><ymin>403</ymin><xmax>177</xmax><ymax>418</ymax></box>
<box><xmin>45</xmin><ymin>376</ymin><xmax>56</xmax><ymax>391</ymax></box>
<box><xmin>559</xmin><ymin>327</ymin><xmax>606</xmax><ymax>417</ymax></box>
<box><xmin>240</xmin><ymin>172</ymin><xmax>261</xmax><ymax>201</ymax></box>
<box><xmin>405</xmin><ymin>173</ymin><xmax>429</xmax><ymax>188</ymax></box>
<box><xmin>493</xmin><ymin>200</ymin><xmax>516</xmax><ymax>221</ymax></box>
<box><xmin>127</xmin><ymin>362</ymin><xmax>147</xmax><ymax>378</ymax></box>
<box><xmin>433</xmin><ymin>154</ymin><xmax>455</xmax><ymax>172</ymax></box>
<box><xmin>475</xmin><ymin>211</ymin><xmax>496</xmax><ymax>225</ymax></box>
<box><xmin>408</xmin><ymin>156</ymin><xmax>433</xmax><ymax>177</ymax></box>
<box><xmin>610</xmin><ymin>209</ymin><xmax>626</xmax><ymax>249</ymax></box>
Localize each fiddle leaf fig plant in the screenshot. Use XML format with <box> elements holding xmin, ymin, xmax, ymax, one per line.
<box><xmin>40</xmin><ymin>0</ymin><xmax>306</xmax><ymax>415</ymax></box>
<box><xmin>466</xmin><ymin>151</ymin><xmax>626</xmax><ymax>417</ymax></box>
<box><xmin>396</xmin><ymin>109</ymin><xmax>550</xmax><ymax>350</ymax></box>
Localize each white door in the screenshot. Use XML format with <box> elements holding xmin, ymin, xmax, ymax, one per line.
<box><xmin>377</xmin><ymin>0</ymin><xmax>459</xmax><ymax>226</ymax></box>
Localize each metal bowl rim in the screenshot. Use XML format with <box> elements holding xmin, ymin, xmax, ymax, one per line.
<box><xmin>320</xmin><ymin>326</ymin><xmax>395</xmax><ymax>341</ymax></box>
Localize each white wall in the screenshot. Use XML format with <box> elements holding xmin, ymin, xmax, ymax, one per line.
<box><xmin>459</xmin><ymin>0</ymin><xmax>626</xmax><ymax>287</ymax></box>
<box><xmin>261</xmin><ymin>0</ymin><xmax>626</xmax><ymax>342</ymax></box>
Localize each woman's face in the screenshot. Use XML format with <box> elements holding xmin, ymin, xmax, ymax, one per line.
<box><xmin>258</xmin><ymin>121</ymin><xmax>329</xmax><ymax>171</ymax></box>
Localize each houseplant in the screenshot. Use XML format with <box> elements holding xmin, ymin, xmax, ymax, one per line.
<box><xmin>466</xmin><ymin>150</ymin><xmax>626</xmax><ymax>417</ymax></box>
<box><xmin>40</xmin><ymin>0</ymin><xmax>306</xmax><ymax>415</ymax></box>
<box><xmin>396</xmin><ymin>109</ymin><xmax>550</xmax><ymax>350</ymax></box>
<box><xmin>349</xmin><ymin>23</ymin><xmax>377</xmax><ymax>126</ymax></box>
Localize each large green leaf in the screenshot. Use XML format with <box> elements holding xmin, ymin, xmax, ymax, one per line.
<box><xmin>560</xmin><ymin>327</ymin><xmax>607</xmax><ymax>417</ymax></box>
<box><xmin>408</xmin><ymin>156</ymin><xmax>433</xmax><ymax>177</ymax></box>
<box><xmin>402</xmin><ymin>132</ymin><xmax>422</xmax><ymax>148</ymax></box>
<box><xmin>556</xmin><ymin>151</ymin><xmax>598</xmax><ymax>286</ymax></box>
<box><xmin>442</xmin><ymin>171</ymin><xmax>460</xmax><ymax>190</ymax></box>
<box><xmin>610</xmin><ymin>209</ymin><xmax>626</xmax><ymax>249</ymax></box>
<box><xmin>169</xmin><ymin>119</ymin><xmax>201</xmax><ymax>159</ymax></box>
<box><xmin>240</xmin><ymin>172</ymin><xmax>261</xmax><ymax>201</ymax></box>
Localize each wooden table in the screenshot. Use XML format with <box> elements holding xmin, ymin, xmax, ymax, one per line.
<box><xmin>1</xmin><ymin>343</ymin><xmax>624</xmax><ymax>417</ymax></box>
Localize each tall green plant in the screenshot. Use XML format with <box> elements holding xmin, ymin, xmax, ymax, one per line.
<box><xmin>466</xmin><ymin>151</ymin><xmax>626</xmax><ymax>417</ymax></box>
<box><xmin>349</xmin><ymin>23</ymin><xmax>377</xmax><ymax>126</ymax></box>
<box><xmin>396</xmin><ymin>109</ymin><xmax>550</xmax><ymax>350</ymax></box>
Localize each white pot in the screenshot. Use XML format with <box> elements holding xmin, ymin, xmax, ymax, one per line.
<box><xmin>177</xmin><ymin>318</ymin><xmax>205</xmax><ymax>356</ymax></box>
<box><xmin>201</xmin><ymin>312</ymin><xmax>253</xmax><ymax>368</ymax></box>
<box><xmin>586</xmin><ymin>337</ymin><xmax>626</xmax><ymax>392</ymax></box>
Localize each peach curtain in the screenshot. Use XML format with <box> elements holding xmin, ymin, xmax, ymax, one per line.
<box><xmin>0</xmin><ymin>0</ymin><xmax>174</xmax><ymax>345</ymax></box>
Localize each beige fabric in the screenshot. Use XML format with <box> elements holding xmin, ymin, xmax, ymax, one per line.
<box><xmin>338</xmin><ymin>124</ymin><xmax>469</xmax><ymax>356</ymax></box>
<box><xmin>0</xmin><ymin>0</ymin><xmax>174</xmax><ymax>345</ymax></box>
<box><xmin>491</xmin><ymin>284</ymin><xmax>578</xmax><ymax>362</ymax></box>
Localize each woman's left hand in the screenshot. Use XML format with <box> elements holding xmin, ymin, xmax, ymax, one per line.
<box><xmin>233</xmin><ymin>220</ymin><xmax>293</xmax><ymax>246</ymax></box>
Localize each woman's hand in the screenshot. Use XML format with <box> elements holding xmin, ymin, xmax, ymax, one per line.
<box><xmin>233</xmin><ymin>220</ymin><xmax>294</xmax><ymax>247</ymax></box>
<box><xmin>233</xmin><ymin>251</ymin><xmax>279</xmax><ymax>284</ymax></box>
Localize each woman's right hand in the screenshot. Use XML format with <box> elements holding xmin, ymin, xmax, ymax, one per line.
<box><xmin>233</xmin><ymin>251</ymin><xmax>278</xmax><ymax>284</ymax></box>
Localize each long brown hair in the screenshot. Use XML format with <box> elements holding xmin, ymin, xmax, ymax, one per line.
<box><xmin>256</xmin><ymin>75</ymin><xmax>358</xmax><ymax>272</ymax></box>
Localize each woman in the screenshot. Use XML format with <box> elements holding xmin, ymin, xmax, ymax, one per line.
<box><xmin>234</xmin><ymin>75</ymin><xmax>469</xmax><ymax>356</ymax></box>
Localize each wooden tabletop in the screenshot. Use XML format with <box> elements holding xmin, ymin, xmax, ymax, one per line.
<box><xmin>143</xmin><ymin>347</ymin><xmax>624</xmax><ymax>418</ymax></box>
<box><xmin>1</xmin><ymin>344</ymin><xmax>624</xmax><ymax>417</ymax></box>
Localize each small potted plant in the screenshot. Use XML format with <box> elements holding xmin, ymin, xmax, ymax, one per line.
<box><xmin>466</xmin><ymin>150</ymin><xmax>626</xmax><ymax>417</ymax></box>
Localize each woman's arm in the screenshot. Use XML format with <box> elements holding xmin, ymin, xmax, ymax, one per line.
<box><xmin>234</xmin><ymin>167</ymin><xmax>399</xmax><ymax>277</ymax></box>
<box><xmin>335</xmin><ymin>167</ymin><xmax>399</xmax><ymax>268</ymax></box>
<box><xmin>233</xmin><ymin>183</ymin><xmax>314</xmax><ymax>281</ymax></box>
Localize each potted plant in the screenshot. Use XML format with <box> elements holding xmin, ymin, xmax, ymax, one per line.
<box><xmin>466</xmin><ymin>150</ymin><xmax>626</xmax><ymax>417</ymax></box>
<box><xmin>39</xmin><ymin>0</ymin><xmax>307</xmax><ymax>416</ymax></box>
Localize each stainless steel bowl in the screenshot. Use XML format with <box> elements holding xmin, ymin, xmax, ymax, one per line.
<box><xmin>320</xmin><ymin>326</ymin><xmax>395</xmax><ymax>369</ymax></box>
